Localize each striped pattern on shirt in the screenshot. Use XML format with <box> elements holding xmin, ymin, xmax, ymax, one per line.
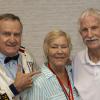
<box><xmin>22</xmin><ymin>64</ymin><xmax>80</xmax><ymax>100</ymax></box>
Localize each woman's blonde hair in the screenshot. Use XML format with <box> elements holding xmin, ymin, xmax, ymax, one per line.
<box><xmin>43</xmin><ymin>30</ymin><xmax>72</xmax><ymax>61</ymax></box>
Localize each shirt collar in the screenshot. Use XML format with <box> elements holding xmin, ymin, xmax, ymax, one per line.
<box><xmin>0</xmin><ymin>53</ymin><xmax>6</xmax><ymax>64</ymax></box>
<box><xmin>42</xmin><ymin>64</ymin><xmax>72</xmax><ymax>80</ymax></box>
<box><xmin>42</xmin><ymin>64</ymin><xmax>54</xmax><ymax>79</ymax></box>
<box><xmin>85</xmin><ymin>48</ymin><xmax>100</xmax><ymax>66</ymax></box>
<box><xmin>0</xmin><ymin>53</ymin><xmax>19</xmax><ymax>64</ymax></box>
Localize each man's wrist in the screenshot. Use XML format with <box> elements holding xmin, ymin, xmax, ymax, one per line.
<box><xmin>9</xmin><ymin>84</ymin><xmax>19</xmax><ymax>96</ymax></box>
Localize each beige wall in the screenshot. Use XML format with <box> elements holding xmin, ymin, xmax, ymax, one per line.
<box><xmin>0</xmin><ymin>0</ymin><xmax>100</xmax><ymax>65</ymax></box>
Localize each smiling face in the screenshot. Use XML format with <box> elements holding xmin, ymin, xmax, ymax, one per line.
<box><xmin>47</xmin><ymin>36</ymin><xmax>70</xmax><ymax>67</ymax></box>
<box><xmin>80</xmin><ymin>15</ymin><xmax>100</xmax><ymax>50</ymax></box>
<box><xmin>0</xmin><ymin>19</ymin><xmax>22</xmax><ymax>57</ymax></box>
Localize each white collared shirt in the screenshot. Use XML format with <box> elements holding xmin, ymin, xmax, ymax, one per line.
<box><xmin>73</xmin><ymin>48</ymin><xmax>100</xmax><ymax>100</ymax></box>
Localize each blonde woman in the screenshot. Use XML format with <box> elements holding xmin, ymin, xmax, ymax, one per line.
<box><xmin>25</xmin><ymin>30</ymin><xmax>80</xmax><ymax>100</ymax></box>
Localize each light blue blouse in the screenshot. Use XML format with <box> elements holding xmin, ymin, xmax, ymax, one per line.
<box><xmin>22</xmin><ymin>64</ymin><xmax>80</xmax><ymax>100</ymax></box>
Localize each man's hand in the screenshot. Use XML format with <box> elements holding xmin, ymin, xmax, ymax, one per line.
<box><xmin>14</xmin><ymin>65</ymin><xmax>40</xmax><ymax>92</ymax></box>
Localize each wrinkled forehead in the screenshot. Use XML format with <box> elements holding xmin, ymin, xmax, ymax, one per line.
<box><xmin>0</xmin><ymin>19</ymin><xmax>22</xmax><ymax>33</ymax></box>
<box><xmin>80</xmin><ymin>14</ymin><xmax>100</xmax><ymax>24</ymax></box>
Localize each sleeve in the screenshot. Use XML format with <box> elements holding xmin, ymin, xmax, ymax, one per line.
<box><xmin>0</xmin><ymin>83</ymin><xmax>19</xmax><ymax>100</ymax></box>
<box><xmin>0</xmin><ymin>83</ymin><xmax>15</xmax><ymax>100</ymax></box>
<box><xmin>0</xmin><ymin>69</ymin><xmax>15</xmax><ymax>100</ymax></box>
<box><xmin>21</xmin><ymin>77</ymin><xmax>46</xmax><ymax>100</ymax></box>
